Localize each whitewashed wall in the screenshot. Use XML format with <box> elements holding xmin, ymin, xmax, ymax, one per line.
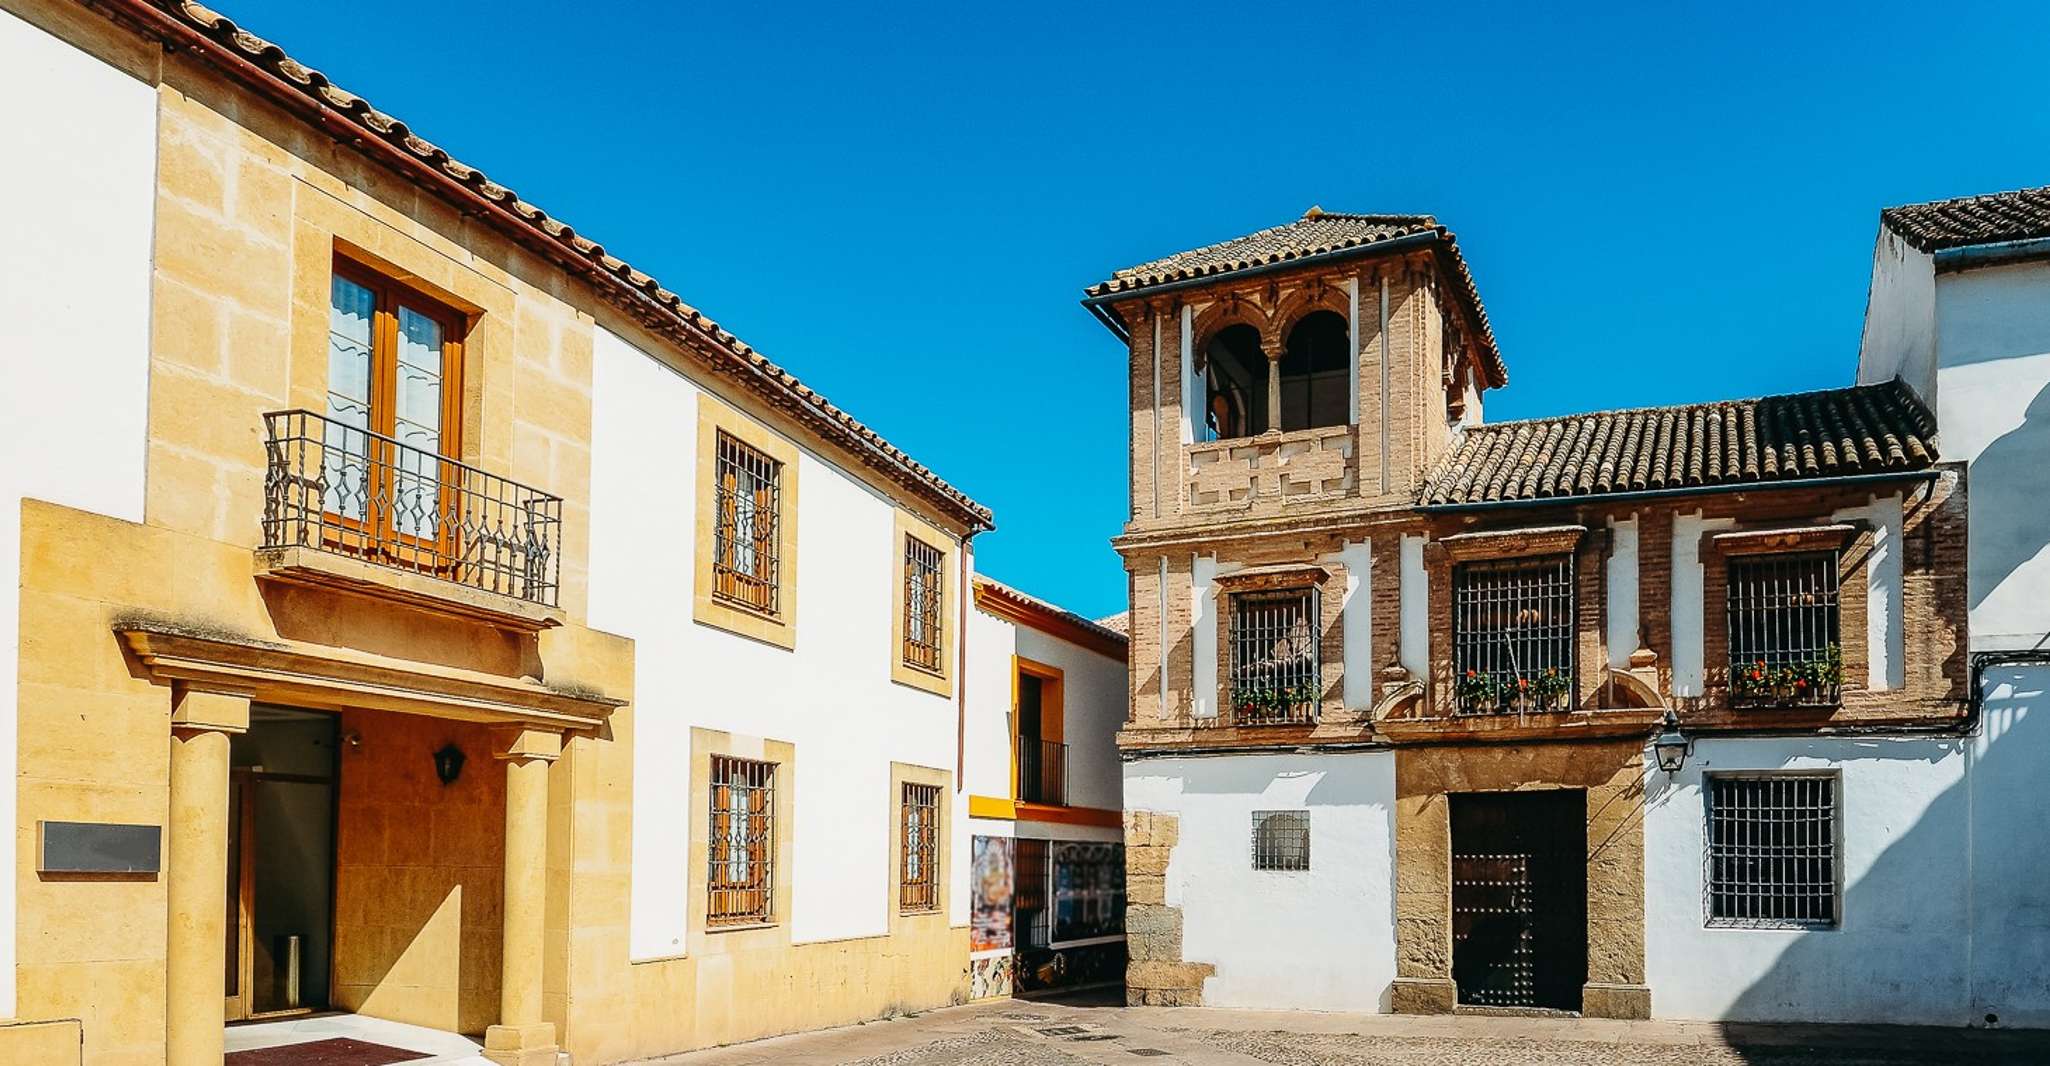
<box><xmin>1124</xmin><ymin>752</ymin><xmax>1397</xmax><ymax>1012</ymax></box>
<box><xmin>1931</xmin><ymin>263</ymin><xmax>2050</xmax><ymax>650</ymax></box>
<box><xmin>0</xmin><ymin>8</ymin><xmax>157</xmax><ymax>1018</ymax></box>
<box><xmin>588</xmin><ymin>327</ymin><xmax>968</xmax><ymax>958</ymax></box>
<box><xmin>962</xmin><ymin>596</ymin><xmax>1126</xmax><ymax>828</ymax></box>
<box><xmin>1644</xmin><ymin>689</ymin><xmax>2050</xmax><ymax>1026</ymax></box>
<box><xmin>1859</xmin><ymin>241</ymin><xmax>2050</xmax><ymax>651</ymax></box>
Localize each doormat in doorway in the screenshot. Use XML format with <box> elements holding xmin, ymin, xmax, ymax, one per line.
<box><xmin>225</xmin><ymin>1037</ymin><xmax>432</xmax><ymax>1066</ymax></box>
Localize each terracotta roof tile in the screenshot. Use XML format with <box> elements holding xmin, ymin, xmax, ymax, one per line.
<box><xmin>1086</xmin><ymin>209</ymin><xmax>1507</xmax><ymax>388</ymax></box>
<box><xmin>138</xmin><ymin>1</ymin><xmax>992</xmax><ymax>530</ymax></box>
<box><xmin>1420</xmin><ymin>380</ymin><xmax>1936</xmax><ymax>506</ymax></box>
<box><xmin>1882</xmin><ymin>185</ymin><xmax>2050</xmax><ymax>253</ymax></box>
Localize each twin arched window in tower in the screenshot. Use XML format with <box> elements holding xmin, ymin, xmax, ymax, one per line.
<box><xmin>1198</xmin><ymin>310</ymin><xmax>1350</xmax><ymax>441</ymax></box>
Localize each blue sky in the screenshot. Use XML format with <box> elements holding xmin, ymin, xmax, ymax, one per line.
<box><xmin>235</xmin><ymin>0</ymin><xmax>2048</xmax><ymax>620</ymax></box>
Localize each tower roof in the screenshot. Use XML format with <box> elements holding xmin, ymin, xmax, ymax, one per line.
<box><xmin>1084</xmin><ymin>208</ymin><xmax>1506</xmax><ymax>388</ymax></box>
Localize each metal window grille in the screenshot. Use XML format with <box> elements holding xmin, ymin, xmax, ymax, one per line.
<box><xmin>1452</xmin><ymin>555</ymin><xmax>1576</xmax><ymax>714</ymax></box>
<box><xmin>1726</xmin><ymin>552</ymin><xmax>1842</xmax><ymax>707</ymax></box>
<box><xmin>261</xmin><ymin>409</ymin><xmax>563</xmax><ymax>605</ymax></box>
<box><xmin>712</xmin><ymin>432</ymin><xmax>782</xmax><ymax>616</ymax></box>
<box><xmin>1250</xmin><ymin>811</ymin><xmax>1311</xmax><ymax>870</ymax></box>
<box><xmin>1052</xmin><ymin>841</ymin><xmax>1126</xmax><ymax>942</ymax></box>
<box><xmin>900</xmin><ymin>782</ymin><xmax>941</xmax><ymax>914</ymax></box>
<box><xmin>902</xmin><ymin>536</ymin><xmax>945</xmax><ymax>672</ymax></box>
<box><xmin>1706</xmin><ymin>775</ymin><xmax>1838</xmax><ymax>927</ymax></box>
<box><xmin>1228</xmin><ymin>590</ymin><xmax>1320</xmax><ymax>725</ymax></box>
<box><xmin>1014</xmin><ymin>838</ymin><xmax>1052</xmax><ymax>950</ymax></box>
<box><xmin>1017</xmin><ymin>738</ymin><xmax>1067</xmax><ymax>806</ymax></box>
<box><xmin>707</xmin><ymin>756</ymin><xmax>775</xmax><ymax>925</ymax></box>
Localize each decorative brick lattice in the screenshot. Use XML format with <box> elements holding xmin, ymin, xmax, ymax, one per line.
<box><xmin>1186</xmin><ymin>427</ymin><xmax>1355</xmax><ymax>510</ymax></box>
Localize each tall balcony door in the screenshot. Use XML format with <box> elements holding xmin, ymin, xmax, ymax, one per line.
<box><xmin>325</xmin><ymin>260</ymin><xmax>466</xmax><ymax>560</ymax></box>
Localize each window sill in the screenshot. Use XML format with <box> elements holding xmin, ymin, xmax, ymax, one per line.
<box><xmin>704</xmin><ymin>920</ymin><xmax>779</xmax><ymax>934</ymax></box>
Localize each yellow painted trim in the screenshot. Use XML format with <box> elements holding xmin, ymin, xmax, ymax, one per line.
<box><xmin>692</xmin><ymin>396</ymin><xmax>801</xmax><ymax>650</ymax></box>
<box><xmin>889</xmin><ymin>509</ymin><xmax>956</xmax><ymax>697</ymax></box>
<box><xmin>1015</xmin><ymin>803</ymin><xmax>1124</xmax><ymax>829</ymax></box>
<box><xmin>967</xmin><ymin>794</ymin><xmax>1017</xmax><ymax>820</ymax></box>
<box><xmin>687</xmin><ymin>728</ymin><xmax>797</xmax><ymax>947</ymax></box>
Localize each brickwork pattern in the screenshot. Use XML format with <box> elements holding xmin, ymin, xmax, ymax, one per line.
<box><xmin>1122</xmin><ymin>811</ymin><xmax>1214</xmax><ymax>1006</ymax></box>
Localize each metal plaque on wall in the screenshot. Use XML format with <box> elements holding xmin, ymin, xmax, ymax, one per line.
<box><xmin>38</xmin><ymin>820</ymin><xmax>162</xmax><ymax>875</ymax></box>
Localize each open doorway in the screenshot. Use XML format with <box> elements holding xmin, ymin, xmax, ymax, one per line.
<box><xmin>1449</xmin><ymin>789</ymin><xmax>1587</xmax><ymax>1011</ymax></box>
<box><xmin>226</xmin><ymin>706</ymin><xmax>339</xmax><ymax>1021</ymax></box>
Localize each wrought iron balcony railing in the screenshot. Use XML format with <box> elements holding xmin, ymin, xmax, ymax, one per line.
<box><xmin>1018</xmin><ymin>738</ymin><xmax>1067</xmax><ymax>806</ymax></box>
<box><xmin>261</xmin><ymin>409</ymin><xmax>563</xmax><ymax>607</ymax></box>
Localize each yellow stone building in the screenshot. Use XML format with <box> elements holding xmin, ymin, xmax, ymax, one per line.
<box><xmin>0</xmin><ymin>1</ymin><xmax>1010</xmax><ymax>1062</ymax></box>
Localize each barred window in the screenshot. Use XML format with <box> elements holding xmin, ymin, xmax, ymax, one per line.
<box><xmin>1251</xmin><ymin>810</ymin><xmax>1311</xmax><ymax>871</ymax></box>
<box><xmin>1707</xmin><ymin>775</ymin><xmax>1838</xmax><ymax>927</ymax></box>
<box><xmin>902</xmin><ymin>535</ymin><xmax>945</xmax><ymax>672</ymax></box>
<box><xmin>1014</xmin><ymin>838</ymin><xmax>1051</xmax><ymax>949</ymax></box>
<box><xmin>1228</xmin><ymin>589</ymin><xmax>1319</xmax><ymax>725</ymax></box>
<box><xmin>1452</xmin><ymin>555</ymin><xmax>1576</xmax><ymax>714</ymax></box>
<box><xmin>1052</xmin><ymin>842</ymin><xmax>1125</xmax><ymax>941</ymax></box>
<box><xmin>1727</xmin><ymin>552</ymin><xmax>1842</xmax><ymax>707</ymax></box>
<box><xmin>900</xmin><ymin>782</ymin><xmax>941</xmax><ymax>914</ymax></box>
<box><xmin>712</xmin><ymin>432</ymin><xmax>782</xmax><ymax>616</ymax></box>
<box><xmin>707</xmin><ymin>756</ymin><xmax>775</xmax><ymax>925</ymax></box>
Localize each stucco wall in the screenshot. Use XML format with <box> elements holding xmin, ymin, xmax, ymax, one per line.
<box><xmin>1644</xmin><ymin>683</ymin><xmax>2050</xmax><ymax>1027</ymax></box>
<box><xmin>1931</xmin><ymin>264</ymin><xmax>2050</xmax><ymax>649</ymax></box>
<box><xmin>962</xmin><ymin>590</ymin><xmax>1125</xmax><ymax>829</ymax></box>
<box><xmin>0</xmin><ymin>4</ymin><xmax>156</xmax><ymax>1021</ymax></box>
<box><xmin>1123</xmin><ymin>751</ymin><xmax>1397</xmax><ymax>1012</ymax></box>
<box><xmin>1857</xmin><ymin>229</ymin><xmax>1939</xmax><ymax>402</ymax></box>
<box><xmin>588</xmin><ymin>324</ymin><xmax>967</xmax><ymax>957</ymax></box>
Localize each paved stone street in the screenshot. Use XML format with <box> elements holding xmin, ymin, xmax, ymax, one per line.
<box><xmin>638</xmin><ymin>990</ymin><xmax>2050</xmax><ymax>1065</ymax></box>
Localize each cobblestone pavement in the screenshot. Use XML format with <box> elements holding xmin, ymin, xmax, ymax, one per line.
<box><xmin>640</xmin><ymin>989</ymin><xmax>2050</xmax><ymax>1065</ymax></box>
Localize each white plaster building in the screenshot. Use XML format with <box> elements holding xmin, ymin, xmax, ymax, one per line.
<box><xmin>962</xmin><ymin>579</ymin><xmax>1129</xmax><ymax>998</ymax></box>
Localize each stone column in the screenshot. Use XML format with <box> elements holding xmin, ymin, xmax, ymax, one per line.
<box><xmin>484</xmin><ymin>727</ymin><xmax>562</xmax><ymax>1066</ymax></box>
<box><xmin>165</xmin><ymin>688</ymin><xmax>249</xmax><ymax>1066</ymax></box>
<box><xmin>1264</xmin><ymin>339</ymin><xmax>1284</xmax><ymax>432</ymax></box>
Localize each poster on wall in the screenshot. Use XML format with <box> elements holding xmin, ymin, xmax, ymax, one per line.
<box><xmin>970</xmin><ymin>835</ymin><xmax>1013</xmax><ymax>951</ymax></box>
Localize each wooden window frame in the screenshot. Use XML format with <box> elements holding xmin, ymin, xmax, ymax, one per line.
<box><xmin>706</xmin><ymin>755</ymin><xmax>777</xmax><ymax>927</ymax></box>
<box><xmin>899</xmin><ymin>782</ymin><xmax>942</xmax><ymax>914</ymax></box>
<box><xmin>326</xmin><ymin>255</ymin><xmax>468</xmax><ymax>563</ymax></box>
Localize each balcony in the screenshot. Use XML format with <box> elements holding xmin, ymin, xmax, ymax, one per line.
<box><xmin>1018</xmin><ymin>738</ymin><xmax>1067</xmax><ymax>806</ymax></box>
<box><xmin>259</xmin><ymin>409</ymin><xmax>564</xmax><ymax>630</ymax></box>
<box><xmin>1185</xmin><ymin>425</ymin><xmax>1355</xmax><ymax>511</ymax></box>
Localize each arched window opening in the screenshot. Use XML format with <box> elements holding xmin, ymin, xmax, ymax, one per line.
<box><xmin>1202</xmin><ymin>324</ymin><xmax>1266</xmax><ymax>441</ymax></box>
<box><xmin>1280</xmin><ymin>311</ymin><xmax>1350</xmax><ymax>432</ymax></box>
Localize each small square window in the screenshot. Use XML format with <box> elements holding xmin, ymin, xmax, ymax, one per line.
<box><xmin>1706</xmin><ymin>774</ymin><xmax>1838</xmax><ymax>927</ymax></box>
<box><xmin>1251</xmin><ymin>810</ymin><xmax>1310</xmax><ymax>871</ymax></box>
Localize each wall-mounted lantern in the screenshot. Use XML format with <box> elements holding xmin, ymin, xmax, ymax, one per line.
<box><xmin>433</xmin><ymin>743</ymin><xmax>466</xmax><ymax>786</ymax></box>
<box><xmin>1652</xmin><ymin>709</ymin><xmax>1689</xmax><ymax>774</ymax></box>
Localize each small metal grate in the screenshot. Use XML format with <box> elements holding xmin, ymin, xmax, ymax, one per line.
<box><xmin>1707</xmin><ymin>774</ymin><xmax>1838</xmax><ymax>927</ymax></box>
<box><xmin>1250</xmin><ymin>810</ymin><xmax>1310</xmax><ymax>871</ymax></box>
<box><xmin>1228</xmin><ymin>590</ymin><xmax>1320</xmax><ymax>725</ymax></box>
<box><xmin>1452</xmin><ymin>555</ymin><xmax>1575</xmax><ymax>714</ymax></box>
<box><xmin>712</xmin><ymin>432</ymin><xmax>782</xmax><ymax>616</ymax></box>
<box><xmin>707</xmin><ymin>755</ymin><xmax>776</xmax><ymax>925</ymax></box>
<box><xmin>1727</xmin><ymin>552</ymin><xmax>1842</xmax><ymax>707</ymax></box>
<box><xmin>900</xmin><ymin>782</ymin><xmax>941</xmax><ymax>914</ymax></box>
<box><xmin>902</xmin><ymin>535</ymin><xmax>945</xmax><ymax>672</ymax></box>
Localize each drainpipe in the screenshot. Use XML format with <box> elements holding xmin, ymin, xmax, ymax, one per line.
<box><xmin>957</xmin><ymin>537</ymin><xmax>976</xmax><ymax>793</ymax></box>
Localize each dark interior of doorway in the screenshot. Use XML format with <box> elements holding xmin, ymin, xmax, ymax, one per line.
<box><xmin>227</xmin><ymin>706</ymin><xmax>340</xmax><ymax>1019</ymax></box>
<box><xmin>1449</xmin><ymin>789</ymin><xmax>1587</xmax><ymax>1012</ymax></box>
